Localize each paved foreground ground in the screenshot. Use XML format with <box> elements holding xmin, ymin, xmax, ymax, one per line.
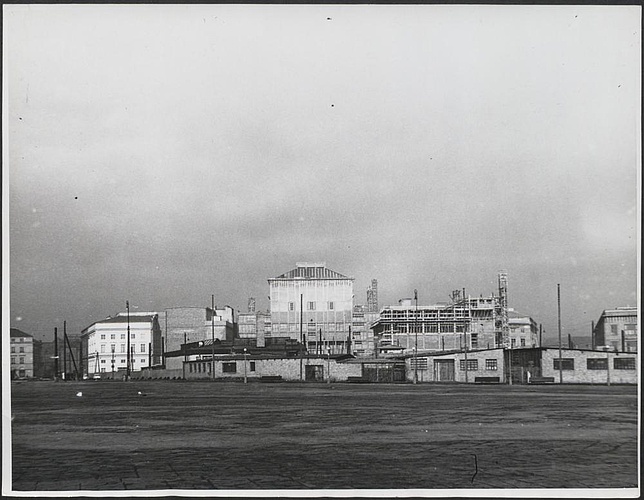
<box><xmin>9</xmin><ymin>381</ymin><xmax>639</xmax><ymax>492</ymax></box>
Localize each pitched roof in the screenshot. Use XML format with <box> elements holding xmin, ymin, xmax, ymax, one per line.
<box><xmin>271</xmin><ymin>262</ymin><xmax>351</xmax><ymax>280</ymax></box>
<box><xmin>10</xmin><ymin>328</ymin><xmax>33</xmax><ymax>338</ymax></box>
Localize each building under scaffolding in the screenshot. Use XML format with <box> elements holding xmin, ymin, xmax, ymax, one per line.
<box><xmin>371</xmin><ymin>294</ymin><xmax>500</xmax><ymax>353</ymax></box>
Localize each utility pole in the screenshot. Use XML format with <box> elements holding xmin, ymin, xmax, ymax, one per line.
<box><xmin>211</xmin><ymin>295</ymin><xmax>215</xmax><ymax>380</ymax></box>
<box><xmin>183</xmin><ymin>331</ymin><xmax>187</xmax><ymax>379</ymax></box>
<box><xmin>126</xmin><ymin>301</ymin><xmax>131</xmax><ymax>381</ymax></box>
<box><xmin>539</xmin><ymin>324</ymin><xmax>543</xmax><ymax>347</ymax></box>
<box><xmin>299</xmin><ymin>293</ymin><xmax>304</xmax><ymax>382</ymax></box>
<box><xmin>557</xmin><ymin>284</ymin><xmax>562</xmax><ymax>384</ymax></box>
<box><xmin>413</xmin><ymin>289</ymin><xmax>418</xmax><ymax>384</ymax></box>
<box><xmin>591</xmin><ymin>320</ymin><xmax>595</xmax><ymax>350</ymax></box>
<box><xmin>53</xmin><ymin>327</ymin><xmax>59</xmax><ymax>381</ymax></box>
<box><xmin>63</xmin><ymin>321</ymin><xmax>67</xmax><ymax>381</ymax></box>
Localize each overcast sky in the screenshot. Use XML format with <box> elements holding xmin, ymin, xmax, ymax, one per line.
<box><xmin>4</xmin><ymin>5</ymin><xmax>640</xmax><ymax>343</ymax></box>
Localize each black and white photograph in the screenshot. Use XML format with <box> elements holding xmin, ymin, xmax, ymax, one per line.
<box><xmin>2</xmin><ymin>3</ymin><xmax>640</xmax><ymax>497</ymax></box>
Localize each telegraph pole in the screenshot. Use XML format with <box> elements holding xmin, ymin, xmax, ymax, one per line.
<box><xmin>63</xmin><ymin>321</ymin><xmax>67</xmax><ymax>381</ymax></box>
<box><xmin>126</xmin><ymin>300</ymin><xmax>131</xmax><ymax>381</ymax></box>
<box><xmin>557</xmin><ymin>284</ymin><xmax>562</xmax><ymax>384</ymax></box>
<box><xmin>53</xmin><ymin>327</ymin><xmax>59</xmax><ymax>381</ymax></box>
<box><xmin>413</xmin><ymin>289</ymin><xmax>418</xmax><ymax>384</ymax></box>
<box><xmin>211</xmin><ymin>295</ymin><xmax>215</xmax><ymax>380</ymax></box>
<box><xmin>299</xmin><ymin>293</ymin><xmax>304</xmax><ymax>382</ymax></box>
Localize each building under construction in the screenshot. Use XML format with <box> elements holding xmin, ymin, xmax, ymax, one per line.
<box><xmin>370</xmin><ymin>271</ymin><xmax>532</xmax><ymax>354</ymax></box>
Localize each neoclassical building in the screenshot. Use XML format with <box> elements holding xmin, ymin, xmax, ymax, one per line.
<box><xmin>268</xmin><ymin>262</ymin><xmax>354</xmax><ymax>354</ymax></box>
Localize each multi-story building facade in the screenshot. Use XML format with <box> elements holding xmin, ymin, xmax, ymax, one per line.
<box><xmin>10</xmin><ymin>328</ymin><xmax>40</xmax><ymax>379</ymax></box>
<box><xmin>508</xmin><ymin>309</ymin><xmax>539</xmax><ymax>348</ymax></box>
<box><xmin>593</xmin><ymin>306</ymin><xmax>638</xmax><ymax>352</ymax></box>
<box><xmin>268</xmin><ymin>262</ymin><xmax>354</xmax><ymax>354</ymax></box>
<box><xmin>371</xmin><ymin>295</ymin><xmax>513</xmax><ymax>354</ymax></box>
<box><xmin>81</xmin><ymin>312</ymin><xmax>162</xmax><ymax>376</ymax></box>
<box><xmin>163</xmin><ymin>306</ymin><xmax>236</xmax><ymax>354</ymax></box>
<box><xmin>238</xmin><ymin>307</ymin><xmax>270</xmax><ymax>348</ymax></box>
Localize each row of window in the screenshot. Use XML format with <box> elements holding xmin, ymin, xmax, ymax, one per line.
<box><xmin>98</xmin><ymin>344</ymin><xmax>146</xmax><ymax>353</ymax></box>
<box><xmin>287</xmin><ymin>301</ymin><xmax>336</xmax><ymax>311</ymax></box>
<box><xmin>100</xmin><ymin>333</ymin><xmax>138</xmax><ymax>340</ymax></box>
<box><xmin>459</xmin><ymin>359</ymin><xmax>498</xmax><ymax>371</ymax></box>
<box><xmin>456</xmin><ymin>358</ymin><xmax>637</xmax><ymax>371</ymax></box>
<box><xmin>100</xmin><ymin>358</ymin><xmax>146</xmax><ymax>364</ymax></box>
<box><xmin>11</xmin><ymin>357</ymin><xmax>26</xmax><ymax>365</ymax></box>
<box><xmin>10</xmin><ymin>347</ymin><xmax>26</xmax><ymax>353</ymax></box>
<box><xmin>556</xmin><ymin>358</ymin><xmax>636</xmax><ymax>370</ymax></box>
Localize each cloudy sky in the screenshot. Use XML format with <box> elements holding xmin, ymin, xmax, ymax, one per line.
<box><xmin>4</xmin><ymin>5</ymin><xmax>640</xmax><ymax>343</ymax></box>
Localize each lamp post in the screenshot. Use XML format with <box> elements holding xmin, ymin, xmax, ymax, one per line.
<box><xmin>327</xmin><ymin>348</ymin><xmax>331</xmax><ymax>384</ymax></box>
<box><xmin>413</xmin><ymin>289</ymin><xmax>418</xmax><ymax>384</ymax></box>
<box><xmin>243</xmin><ymin>348</ymin><xmax>248</xmax><ymax>384</ymax></box>
<box><xmin>126</xmin><ymin>300</ymin><xmax>130</xmax><ymax>381</ymax></box>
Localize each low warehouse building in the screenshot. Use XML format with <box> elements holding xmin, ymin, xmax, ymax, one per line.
<box><xmin>404</xmin><ymin>348</ymin><xmax>506</xmax><ymax>383</ymax></box>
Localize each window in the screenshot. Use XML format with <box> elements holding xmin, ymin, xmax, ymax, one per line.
<box><xmin>610</xmin><ymin>324</ymin><xmax>618</xmax><ymax>334</ymax></box>
<box><xmin>11</xmin><ymin>347</ymin><xmax>15</xmax><ymax>353</ymax></box>
<box><xmin>587</xmin><ymin>358</ymin><xmax>608</xmax><ymax>370</ymax></box>
<box><xmin>11</xmin><ymin>357</ymin><xmax>16</xmax><ymax>364</ymax></box>
<box><xmin>100</xmin><ymin>359</ymin><xmax>106</xmax><ymax>364</ymax></box>
<box><xmin>100</xmin><ymin>334</ymin><xmax>106</xmax><ymax>340</ymax></box>
<box><xmin>485</xmin><ymin>359</ymin><xmax>498</xmax><ymax>371</ymax></box>
<box><xmin>329</xmin><ymin>302</ymin><xmax>334</xmax><ymax>310</ymax></box>
<box><xmin>111</xmin><ymin>334</ymin><xmax>115</xmax><ymax>340</ymax></box>
<box><xmin>140</xmin><ymin>344</ymin><xmax>146</xmax><ymax>353</ymax></box>
<box><xmin>121</xmin><ymin>344</ymin><xmax>126</xmax><ymax>353</ymax></box>
<box><xmin>19</xmin><ymin>357</ymin><xmax>25</xmax><ymax>364</ymax></box>
<box><xmin>120</xmin><ymin>359</ymin><xmax>125</xmax><ymax>364</ymax></box>
<box><xmin>110</xmin><ymin>344</ymin><xmax>115</xmax><ymax>353</ymax></box>
<box><xmin>288</xmin><ymin>302</ymin><xmax>295</xmax><ymax>311</ymax></box>
<box><xmin>554</xmin><ymin>358</ymin><xmax>574</xmax><ymax>370</ymax></box>
<box><xmin>141</xmin><ymin>359</ymin><xmax>146</xmax><ymax>364</ymax></box>
<box><xmin>131</xmin><ymin>334</ymin><xmax>135</xmax><ymax>339</ymax></box>
<box><xmin>459</xmin><ymin>359</ymin><xmax>478</xmax><ymax>371</ymax></box>
<box><xmin>520</xmin><ymin>339</ymin><xmax>526</xmax><ymax>347</ymax></box>
<box><xmin>511</xmin><ymin>339</ymin><xmax>516</xmax><ymax>348</ymax></box>
<box><xmin>121</xmin><ymin>334</ymin><xmax>125</xmax><ymax>340</ymax></box>
<box><xmin>101</xmin><ymin>345</ymin><xmax>105</xmax><ymax>353</ymax></box>
<box><xmin>307</xmin><ymin>301</ymin><xmax>316</xmax><ymax>311</ymax></box>
<box><xmin>19</xmin><ymin>347</ymin><xmax>24</xmax><ymax>353</ymax></box>
<box><xmin>250</xmin><ymin>361</ymin><xmax>256</xmax><ymax>372</ymax></box>
<box><xmin>614</xmin><ymin>358</ymin><xmax>636</xmax><ymax>370</ymax></box>
<box><xmin>189</xmin><ymin>364</ymin><xmax>193</xmax><ymax>373</ymax></box>
<box><xmin>223</xmin><ymin>362</ymin><xmax>236</xmax><ymax>373</ymax></box>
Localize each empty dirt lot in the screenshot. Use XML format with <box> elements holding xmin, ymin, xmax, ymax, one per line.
<box><xmin>9</xmin><ymin>381</ymin><xmax>638</xmax><ymax>492</ymax></box>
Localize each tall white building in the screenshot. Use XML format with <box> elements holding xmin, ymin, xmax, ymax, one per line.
<box><xmin>81</xmin><ymin>312</ymin><xmax>162</xmax><ymax>376</ymax></box>
<box><xmin>268</xmin><ymin>262</ymin><xmax>354</xmax><ymax>354</ymax></box>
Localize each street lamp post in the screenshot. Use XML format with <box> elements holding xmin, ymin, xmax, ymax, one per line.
<box><xmin>243</xmin><ymin>348</ymin><xmax>248</xmax><ymax>384</ymax></box>
<box><xmin>126</xmin><ymin>300</ymin><xmax>130</xmax><ymax>381</ymax></box>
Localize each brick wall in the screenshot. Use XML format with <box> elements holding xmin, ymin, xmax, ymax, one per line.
<box><xmin>406</xmin><ymin>349</ymin><xmax>506</xmax><ymax>383</ymax></box>
<box><xmin>541</xmin><ymin>349</ymin><xmax>637</xmax><ymax>384</ymax></box>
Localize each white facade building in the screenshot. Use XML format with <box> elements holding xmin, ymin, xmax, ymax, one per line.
<box><xmin>81</xmin><ymin>312</ymin><xmax>162</xmax><ymax>376</ymax></box>
<box><xmin>268</xmin><ymin>262</ymin><xmax>354</xmax><ymax>354</ymax></box>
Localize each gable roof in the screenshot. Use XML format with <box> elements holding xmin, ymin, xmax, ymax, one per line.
<box><xmin>10</xmin><ymin>328</ymin><xmax>33</xmax><ymax>338</ymax></box>
<box><xmin>271</xmin><ymin>262</ymin><xmax>351</xmax><ymax>280</ymax></box>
